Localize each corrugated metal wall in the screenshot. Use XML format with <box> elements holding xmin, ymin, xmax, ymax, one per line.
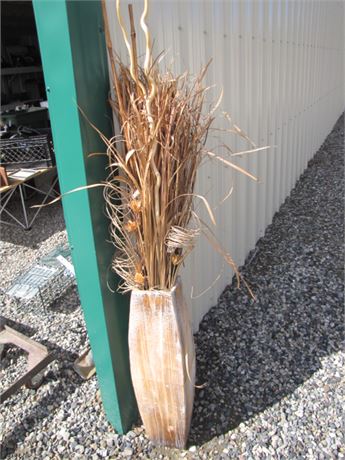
<box><xmin>105</xmin><ymin>0</ymin><xmax>345</xmax><ymax>330</ymax></box>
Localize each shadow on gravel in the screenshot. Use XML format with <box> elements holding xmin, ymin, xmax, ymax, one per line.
<box><xmin>1</xmin><ymin>317</ymin><xmax>83</xmax><ymax>458</ymax></box>
<box><xmin>47</xmin><ymin>285</ymin><xmax>80</xmax><ymax>314</ymax></box>
<box><xmin>189</xmin><ymin>115</ymin><xmax>344</xmax><ymax>445</ymax></box>
<box><xmin>1</xmin><ymin>380</ymin><xmax>74</xmax><ymax>458</ymax></box>
<box><xmin>0</xmin><ymin>201</ymin><xmax>65</xmax><ymax>248</ymax></box>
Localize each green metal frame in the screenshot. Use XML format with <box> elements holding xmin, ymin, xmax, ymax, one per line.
<box><xmin>33</xmin><ymin>0</ymin><xmax>137</xmax><ymax>433</ymax></box>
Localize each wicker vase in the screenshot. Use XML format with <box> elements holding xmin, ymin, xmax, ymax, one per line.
<box><xmin>128</xmin><ymin>278</ymin><xmax>195</xmax><ymax>448</ymax></box>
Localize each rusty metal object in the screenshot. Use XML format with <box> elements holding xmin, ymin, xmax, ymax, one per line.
<box><xmin>0</xmin><ymin>319</ymin><xmax>55</xmax><ymax>403</ymax></box>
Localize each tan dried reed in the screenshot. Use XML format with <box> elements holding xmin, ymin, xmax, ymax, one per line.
<box><xmin>101</xmin><ymin>0</ymin><xmax>268</xmax><ymax>294</ymax></box>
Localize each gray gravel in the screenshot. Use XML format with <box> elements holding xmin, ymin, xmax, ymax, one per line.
<box><xmin>1</xmin><ymin>113</ymin><xmax>344</xmax><ymax>459</ymax></box>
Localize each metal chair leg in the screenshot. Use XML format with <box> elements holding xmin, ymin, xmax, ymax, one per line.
<box><xmin>18</xmin><ymin>184</ymin><xmax>30</xmax><ymax>230</ymax></box>
<box><xmin>28</xmin><ymin>176</ymin><xmax>59</xmax><ymax>228</ymax></box>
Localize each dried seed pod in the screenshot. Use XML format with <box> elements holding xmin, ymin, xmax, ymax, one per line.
<box><xmin>134</xmin><ymin>272</ymin><xmax>145</xmax><ymax>286</ymax></box>
<box><xmin>171</xmin><ymin>254</ymin><xmax>182</xmax><ymax>266</ymax></box>
<box><xmin>125</xmin><ymin>220</ymin><xmax>138</xmax><ymax>232</ymax></box>
<box><xmin>130</xmin><ymin>199</ymin><xmax>142</xmax><ymax>213</ymax></box>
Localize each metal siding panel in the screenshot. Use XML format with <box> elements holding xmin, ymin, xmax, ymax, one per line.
<box><xmin>275</xmin><ymin>0</ymin><xmax>284</xmax><ymax>212</ymax></box>
<box><xmin>295</xmin><ymin>1</ymin><xmax>304</xmax><ymax>181</ymax></box>
<box><xmin>265</xmin><ymin>0</ymin><xmax>276</xmax><ymax>229</ymax></box>
<box><xmin>306</xmin><ymin>1</ymin><xmax>315</xmax><ymax>166</ymax></box>
<box><xmin>258</xmin><ymin>0</ymin><xmax>268</xmax><ymax>239</ymax></box>
<box><xmin>251</xmin><ymin>1</ymin><xmax>260</xmax><ymax>247</ymax></box>
<box><xmin>238</xmin><ymin>1</ymin><xmax>248</xmax><ymax>263</ymax></box>
<box><xmin>301</xmin><ymin>2</ymin><xmax>312</xmax><ymax>172</ymax></box>
<box><xmin>280</xmin><ymin>0</ymin><xmax>289</xmax><ymax>204</ymax></box>
<box><xmin>263</xmin><ymin>0</ymin><xmax>274</xmax><ymax>229</ymax></box>
<box><xmin>290</xmin><ymin>0</ymin><xmax>296</xmax><ymax>196</ymax></box>
<box><xmin>229</xmin><ymin>1</ymin><xmax>241</xmax><ymax>267</ymax></box>
<box><xmin>246</xmin><ymin>1</ymin><xmax>255</xmax><ymax>251</ymax></box>
<box><xmin>272</xmin><ymin>0</ymin><xmax>281</xmax><ymax>215</ymax></box>
<box><xmin>315</xmin><ymin>2</ymin><xmax>322</xmax><ymax>153</ymax></box>
<box><xmin>104</xmin><ymin>0</ymin><xmax>344</xmax><ymax>329</ymax></box>
<box><xmin>284</xmin><ymin>0</ymin><xmax>293</xmax><ymax>200</ymax></box>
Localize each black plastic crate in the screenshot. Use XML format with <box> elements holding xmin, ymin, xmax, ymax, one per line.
<box><xmin>0</xmin><ymin>129</ymin><xmax>55</xmax><ymax>169</ymax></box>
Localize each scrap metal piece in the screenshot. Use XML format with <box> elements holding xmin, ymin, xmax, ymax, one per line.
<box><xmin>0</xmin><ymin>320</ymin><xmax>55</xmax><ymax>403</ymax></box>
<box><xmin>0</xmin><ymin>354</ymin><xmax>55</xmax><ymax>403</ymax></box>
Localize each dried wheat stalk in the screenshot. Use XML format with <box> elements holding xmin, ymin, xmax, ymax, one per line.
<box><xmin>101</xmin><ymin>0</ymin><xmax>268</xmax><ymax>294</ymax></box>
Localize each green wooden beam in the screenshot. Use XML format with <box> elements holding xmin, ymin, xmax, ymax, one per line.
<box><xmin>33</xmin><ymin>0</ymin><xmax>137</xmax><ymax>433</ymax></box>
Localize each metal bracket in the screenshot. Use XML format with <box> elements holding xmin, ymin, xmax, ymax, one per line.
<box><xmin>0</xmin><ymin>319</ymin><xmax>55</xmax><ymax>403</ymax></box>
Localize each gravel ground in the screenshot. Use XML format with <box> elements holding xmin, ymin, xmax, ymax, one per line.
<box><xmin>1</xmin><ymin>113</ymin><xmax>344</xmax><ymax>459</ymax></box>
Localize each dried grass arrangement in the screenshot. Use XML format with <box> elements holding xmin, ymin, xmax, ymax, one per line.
<box><xmin>100</xmin><ymin>0</ymin><xmax>267</xmax><ymax>296</ymax></box>
<box><xmin>98</xmin><ymin>0</ymin><xmax>271</xmax><ymax>448</ymax></box>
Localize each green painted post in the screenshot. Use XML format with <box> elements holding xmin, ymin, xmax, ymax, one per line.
<box><xmin>33</xmin><ymin>0</ymin><xmax>137</xmax><ymax>433</ymax></box>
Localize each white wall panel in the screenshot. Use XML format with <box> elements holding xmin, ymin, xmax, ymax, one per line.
<box><xmin>105</xmin><ymin>0</ymin><xmax>345</xmax><ymax>330</ymax></box>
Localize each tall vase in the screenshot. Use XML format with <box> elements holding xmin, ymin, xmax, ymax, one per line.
<box><xmin>128</xmin><ymin>278</ymin><xmax>195</xmax><ymax>448</ymax></box>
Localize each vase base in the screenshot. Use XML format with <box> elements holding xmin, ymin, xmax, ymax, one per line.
<box><xmin>129</xmin><ymin>279</ymin><xmax>195</xmax><ymax>449</ymax></box>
